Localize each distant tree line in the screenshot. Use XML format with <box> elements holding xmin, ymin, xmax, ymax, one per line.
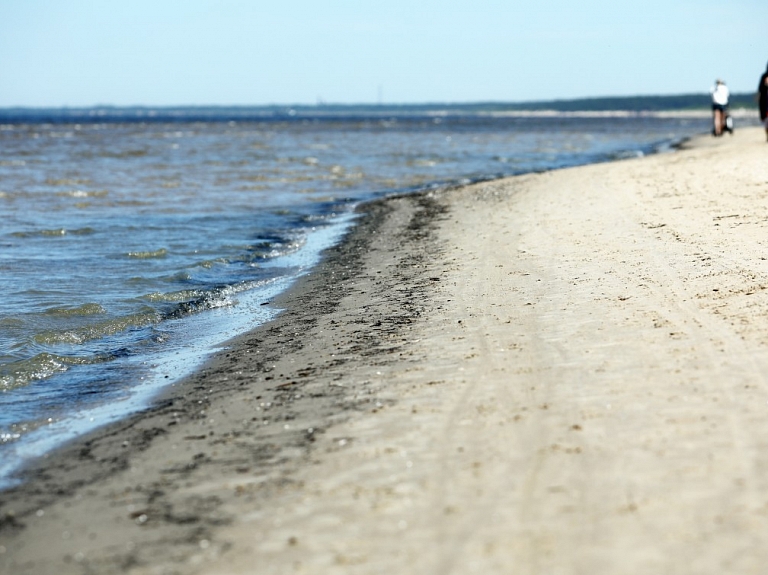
<box><xmin>309</xmin><ymin>93</ymin><xmax>757</xmax><ymax>113</ymax></box>
<box><xmin>493</xmin><ymin>93</ymin><xmax>756</xmax><ymax>112</ymax></box>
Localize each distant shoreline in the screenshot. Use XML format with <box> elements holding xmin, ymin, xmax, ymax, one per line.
<box><xmin>0</xmin><ymin>93</ymin><xmax>760</xmax><ymax>122</ymax></box>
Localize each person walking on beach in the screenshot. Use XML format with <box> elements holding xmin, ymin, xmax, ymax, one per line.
<box><xmin>710</xmin><ymin>79</ymin><xmax>730</xmax><ymax>136</ymax></box>
<box><xmin>758</xmin><ymin>63</ymin><xmax>768</xmax><ymax>141</ymax></box>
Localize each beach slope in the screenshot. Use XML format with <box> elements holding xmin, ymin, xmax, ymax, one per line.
<box><xmin>3</xmin><ymin>128</ymin><xmax>768</xmax><ymax>574</ymax></box>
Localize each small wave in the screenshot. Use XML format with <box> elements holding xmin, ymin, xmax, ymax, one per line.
<box><xmin>157</xmin><ymin>271</ymin><xmax>193</xmax><ymax>283</ymax></box>
<box><xmin>161</xmin><ymin>288</ymin><xmax>235</xmax><ymax>320</ymax></box>
<box><xmin>12</xmin><ymin>227</ymin><xmax>95</xmax><ymax>238</ymax></box>
<box><xmin>46</xmin><ymin>178</ymin><xmax>91</xmax><ymax>186</ymax></box>
<box><xmin>105</xmin><ymin>149</ymin><xmax>149</xmax><ymax>158</ymax></box>
<box><xmin>0</xmin><ymin>353</ymin><xmax>68</xmax><ymax>390</ymax></box>
<box><xmin>0</xmin><ymin>352</ymin><xmax>115</xmax><ymax>391</ymax></box>
<box><xmin>408</xmin><ymin>158</ymin><xmax>439</xmax><ymax>168</ymax></box>
<box><xmin>57</xmin><ymin>190</ymin><xmax>108</xmax><ymax>198</ymax></box>
<box><xmin>44</xmin><ymin>303</ymin><xmax>107</xmax><ymax>317</ymax></box>
<box><xmin>71</xmin><ymin>227</ymin><xmax>96</xmax><ymax>235</ymax></box>
<box><xmin>40</xmin><ymin>229</ymin><xmax>66</xmax><ymax>237</ymax></box>
<box><xmin>194</xmin><ymin>258</ymin><xmax>229</xmax><ymax>269</ymax></box>
<box><xmin>141</xmin><ymin>289</ymin><xmax>205</xmax><ymax>303</ymax></box>
<box><xmin>33</xmin><ymin>310</ymin><xmax>160</xmax><ymax>345</ymax></box>
<box><xmin>127</xmin><ymin>248</ymin><xmax>167</xmax><ymax>259</ymax></box>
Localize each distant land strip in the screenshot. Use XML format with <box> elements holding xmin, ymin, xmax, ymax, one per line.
<box><xmin>0</xmin><ymin>93</ymin><xmax>759</xmax><ymax>123</ymax></box>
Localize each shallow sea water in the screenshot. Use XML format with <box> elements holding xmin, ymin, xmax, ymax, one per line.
<box><xmin>0</xmin><ymin>108</ymin><xmax>715</xmax><ymax>485</ymax></box>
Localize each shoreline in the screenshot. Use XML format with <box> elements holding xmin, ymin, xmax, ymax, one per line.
<box><xmin>4</xmin><ymin>127</ymin><xmax>768</xmax><ymax>573</ymax></box>
<box><xmin>0</xmin><ymin>113</ymin><xmax>702</xmax><ymax>463</ymax></box>
<box><xmin>0</xmin><ymin>184</ymin><xmax>453</xmax><ymax>571</ymax></box>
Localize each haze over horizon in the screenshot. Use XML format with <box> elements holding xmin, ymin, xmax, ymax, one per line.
<box><xmin>1</xmin><ymin>0</ymin><xmax>765</xmax><ymax>108</ymax></box>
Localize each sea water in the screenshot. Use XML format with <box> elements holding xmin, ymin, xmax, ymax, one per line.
<box><xmin>0</xmin><ymin>107</ymin><xmax>721</xmax><ymax>485</ymax></box>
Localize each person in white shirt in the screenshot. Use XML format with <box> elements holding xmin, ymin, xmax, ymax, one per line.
<box><xmin>710</xmin><ymin>79</ymin><xmax>730</xmax><ymax>136</ymax></box>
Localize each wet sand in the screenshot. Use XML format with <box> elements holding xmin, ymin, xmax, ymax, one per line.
<box><xmin>3</xmin><ymin>127</ymin><xmax>768</xmax><ymax>574</ymax></box>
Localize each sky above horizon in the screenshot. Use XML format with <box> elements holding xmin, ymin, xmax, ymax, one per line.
<box><xmin>1</xmin><ymin>0</ymin><xmax>766</xmax><ymax>107</ymax></box>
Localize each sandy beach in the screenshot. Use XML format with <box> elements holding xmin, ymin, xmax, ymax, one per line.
<box><xmin>3</xmin><ymin>126</ymin><xmax>768</xmax><ymax>575</ymax></box>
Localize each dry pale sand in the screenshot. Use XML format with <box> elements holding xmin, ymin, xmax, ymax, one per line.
<box><xmin>3</xmin><ymin>127</ymin><xmax>768</xmax><ymax>575</ymax></box>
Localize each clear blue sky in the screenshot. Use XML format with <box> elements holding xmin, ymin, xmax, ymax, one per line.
<box><xmin>1</xmin><ymin>0</ymin><xmax>765</xmax><ymax>107</ymax></box>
